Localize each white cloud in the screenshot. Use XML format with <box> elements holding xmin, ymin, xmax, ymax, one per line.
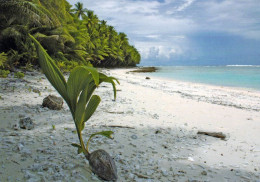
<box><xmin>194</xmin><ymin>0</ymin><xmax>260</xmax><ymax>39</ymax></box>
<box><xmin>176</xmin><ymin>0</ymin><xmax>196</xmax><ymax>11</ymax></box>
<box><xmin>68</xmin><ymin>0</ymin><xmax>260</xmax><ymax>64</ymax></box>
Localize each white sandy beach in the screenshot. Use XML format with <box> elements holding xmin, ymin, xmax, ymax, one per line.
<box><xmin>1</xmin><ymin>68</ymin><xmax>260</xmax><ymax>182</ymax></box>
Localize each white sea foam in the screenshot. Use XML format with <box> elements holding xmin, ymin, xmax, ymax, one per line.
<box><xmin>226</xmin><ymin>65</ymin><xmax>260</xmax><ymax>67</ymax></box>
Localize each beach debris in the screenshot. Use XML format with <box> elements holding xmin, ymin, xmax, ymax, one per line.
<box><xmin>12</xmin><ymin>123</ymin><xmax>20</xmax><ymax>130</ymax></box>
<box><xmin>161</xmin><ymin>169</ymin><xmax>168</xmax><ymax>176</ymax></box>
<box><xmin>32</xmin><ymin>89</ymin><xmax>40</xmax><ymax>94</ymax></box>
<box><xmin>155</xmin><ymin>130</ymin><xmax>162</xmax><ymax>134</ymax></box>
<box><xmin>131</xmin><ymin>134</ymin><xmax>138</xmax><ymax>140</ymax></box>
<box><xmin>19</xmin><ymin>114</ymin><xmax>25</xmax><ymax>118</ymax></box>
<box><xmin>42</xmin><ymin>95</ymin><xmax>63</xmax><ymax>110</ymax></box>
<box><xmin>100</xmin><ymin>125</ymin><xmax>135</xmax><ymax>129</ymax></box>
<box><xmin>19</xmin><ymin>117</ymin><xmax>34</xmax><ymax>130</ymax></box>
<box><xmin>146</xmin><ymin>77</ymin><xmax>150</xmax><ymax>80</ymax></box>
<box><xmin>188</xmin><ymin>157</ymin><xmax>194</xmax><ymax>162</ymax></box>
<box><xmin>133</xmin><ymin>173</ymin><xmax>151</xmax><ymax>179</ymax></box>
<box><xmin>201</xmin><ymin>171</ymin><xmax>207</xmax><ymax>175</ymax></box>
<box><xmin>197</xmin><ymin>131</ymin><xmax>227</xmax><ymax>140</ymax></box>
<box><xmin>88</xmin><ymin>149</ymin><xmax>118</xmax><ymax>181</ymax></box>
<box><xmin>129</xmin><ymin>67</ymin><xmax>158</xmax><ymax>73</ymax></box>
<box><xmin>152</xmin><ymin>114</ymin><xmax>159</xmax><ymax>119</ymax></box>
<box><xmin>107</xmin><ymin>111</ymin><xmax>124</xmax><ymax>114</ymax></box>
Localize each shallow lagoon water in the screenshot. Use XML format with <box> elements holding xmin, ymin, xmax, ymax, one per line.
<box><xmin>147</xmin><ymin>66</ymin><xmax>260</xmax><ymax>91</ymax></box>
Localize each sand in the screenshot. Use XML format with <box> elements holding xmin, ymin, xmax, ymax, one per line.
<box><xmin>0</xmin><ymin>68</ymin><xmax>260</xmax><ymax>182</ymax></box>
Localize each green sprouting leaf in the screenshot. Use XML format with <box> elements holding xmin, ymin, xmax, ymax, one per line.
<box><xmin>67</xmin><ymin>67</ymin><xmax>91</xmax><ymax>113</ymax></box>
<box><xmin>77</xmin><ymin>95</ymin><xmax>101</xmax><ymax>132</ymax></box>
<box><xmin>71</xmin><ymin>143</ymin><xmax>82</xmax><ymax>148</ymax></box>
<box><xmin>29</xmin><ymin>34</ymin><xmax>69</xmax><ymax>103</ymax></box>
<box><xmin>99</xmin><ymin>73</ymin><xmax>120</xmax><ymax>100</ymax></box>
<box><xmin>91</xmin><ymin>131</ymin><xmax>114</xmax><ymax>139</ymax></box>
<box><xmin>82</xmin><ymin>66</ymin><xmax>99</xmax><ymax>86</ymax></box>
<box><xmin>71</xmin><ymin>143</ymin><xmax>83</xmax><ymax>154</ymax></box>
<box><xmin>86</xmin><ymin>131</ymin><xmax>114</xmax><ymax>152</ymax></box>
<box><xmin>83</xmin><ymin>95</ymin><xmax>101</xmax><ymax>123</ymax></box>
<box><xmin>77</xmin><ymin>148</ymin><xmax>83</xmax><ymax>154</ymax></box>
<box><xmin>74</xmin><ymin>84</ymin><xmax>90</xmax><ymax>130</ymax></box>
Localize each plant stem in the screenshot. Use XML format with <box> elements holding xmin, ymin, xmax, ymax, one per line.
<box><xmin>76</xmin><ymin>125</ymin><xmax>90</xmax><ymax>158</ymax></box>
<box><xmin>86</xmin><ymin>137</ymin><xmax>92</xmax><ymax>154</ymax></box>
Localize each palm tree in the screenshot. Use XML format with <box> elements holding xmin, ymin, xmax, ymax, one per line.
<box><xmin>0</xmin><ymin>0</ymin><xmax>56</xmax><ymax>27</ymax></box>
<box><xmin>73</xmin><ymin>2</ymin><xmax>87</xmax><ymax>19</ymax></box>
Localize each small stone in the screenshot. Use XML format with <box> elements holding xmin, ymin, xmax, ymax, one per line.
<box><xmin>17</xmin><ymin>143</ymin><xmax>24</xmax><ymax>151</ymax></box>
<box><xmin>19</xmin><ymin>114</ymin><xmax>25</xmax><ymax>118</ymax></box>
<box><xmin>33</xmin><ymin>89</ymin><xmax>40</xmax><ymax>94</ymax></box>
<box><xmin>188</xmin><ymin>157</ymin><xmax>194</xmax><ymax>162</ymax></box>
<box><xmin>201</xmin><ymin>171</ymin><xmax>207</xmax><ymax>175</ymax></box>
<box><xmin>155</xmin><ymin>130</ymin><xmax>161</xmax><ymax>134</ymax></box>
<box><xmin>19</xmin><ymin>117</ymin><xmax>34</xmax><ymax>130</ymax></box>
<box><xmin>131</xmin><ymin>135</ymin><xmax>138</xmax><ymax>140</ymax></box>
<box><xmin>152</xmin><ymin>114</ymin><xmax>159</xmax><ymax>119</ymax></box>
<box><xmin>12</xmin><ymin>123</ymin><xmax>20</xmax><ymax>130</ymax></box>
<box><xmin>161</xmin><ymin>169</ymin><xmax>168</xmax><ymax>176</ymax></box>
<box><xmin>145</xmin><ymin>77</ymin><xmax>150</xmax><ymax>80</ymax></box>
<box><xmin>42</xmin><ymin>95</ymin><xmax>63</xmax><ymax>110</ymax></box>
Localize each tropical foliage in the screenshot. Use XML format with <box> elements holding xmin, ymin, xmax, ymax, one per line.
<box><xmin>0</xmin><ymin>0</ymin><xmax>141</xmax><ymax>70</ymax></box>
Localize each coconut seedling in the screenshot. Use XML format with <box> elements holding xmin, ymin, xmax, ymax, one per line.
<box><xmin>29</xmin><ymin>34</ymin><xmax>119</xmax><ymax>181</ymax></box>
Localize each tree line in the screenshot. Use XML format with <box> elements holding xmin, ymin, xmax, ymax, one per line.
<box><xmin>0</xmin><ymin>0</ymin><xmax>141</xmax><ymax>72</ymax></box>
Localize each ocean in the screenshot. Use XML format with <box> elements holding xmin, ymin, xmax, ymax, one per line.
<box><xmin>146</xmin><ymin>65</ymin><xmax>260</xmax><ymax>91</ymax></box>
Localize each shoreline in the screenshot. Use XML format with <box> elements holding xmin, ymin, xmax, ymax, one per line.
<box><xmin>133</xmin><ymin>66</ymin><xmax>260</xmax><ymax>93</ymax></box>
<box><xmin>109</xmin><ymin>68</ymin><xmax>260</xmax><ymax>111</ymax></box>
<box><xmin>1</xmin><ymin>68</ymin><xmax>260</xmax><ymax>181</ymax></box>
<box><xmin>146</xmin><ymin>73</ymin><xmax>260</xmax><ymax>93</ymax></box>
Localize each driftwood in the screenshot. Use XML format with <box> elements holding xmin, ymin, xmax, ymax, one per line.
<box><xmin>134</xmin><ymin>173</ymin><xmax>151</xmax><ymax>179</ymax></box>
<box><xmin>101</xmin><ymin>125</ymin><xmax>135</xmax><ymax>129</ymax></box>
<box><xmin>107</xmin><ymin>111</ymin><xmax>124</xmax><ymax>114</ymax></box>
<box><xmin>197</xmin><ymin>131</ymin><xmax>227</xmax><ymax>140</ymax></box>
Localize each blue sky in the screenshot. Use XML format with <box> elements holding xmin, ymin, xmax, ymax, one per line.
<box><xmin>67</xmin><ymin>0</ymin><xmax>260</xmax><ymax>66</ymax></box>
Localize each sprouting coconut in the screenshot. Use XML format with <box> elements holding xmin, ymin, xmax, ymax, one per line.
<box><xmin>88</xmin><ymin>149</ymin><xmax>117</xmax><ymax>181</ymax></box>
<box><xmin>30</xmin><ymin>34</ymin><xmax>119</xmax><ymax>181</ymax></box>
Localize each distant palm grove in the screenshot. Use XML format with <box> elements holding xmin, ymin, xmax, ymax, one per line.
<box><xmin>0</xmin><ymin>0</ymin><xmax>141</xmax><ymax>71</ymax></box>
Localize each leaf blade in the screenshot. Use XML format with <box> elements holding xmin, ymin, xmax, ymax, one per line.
<box><xmin>83</xmin><ymin>95</ymin><xmax>101</xmax><ymax>123</ymax></box>
<box><xmin>67</xmin><ymin>67</ymin><xmax>90</xmax><ymax>113</ymax></box>
<box><xmin>29</xmin><ymin>34</ymin><xmax>69</xmax><ymax>102</ymax></box>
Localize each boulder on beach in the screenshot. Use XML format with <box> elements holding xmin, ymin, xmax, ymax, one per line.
<box><xmin>42</xmin><ymin>95</ymin><xmax>63</xmax><ymax>110</ymax></box>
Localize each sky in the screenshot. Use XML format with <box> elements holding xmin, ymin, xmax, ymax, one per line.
<box><xmin>67</xmin><ymin>0</ymin><xmax>260</xmax><ymax>66</ymax></box>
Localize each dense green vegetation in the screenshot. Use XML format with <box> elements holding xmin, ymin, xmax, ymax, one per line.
<box><xmin>0</xmin><ymin>0</ymin><xmax>141</xmax><ymax>71</ymax></box>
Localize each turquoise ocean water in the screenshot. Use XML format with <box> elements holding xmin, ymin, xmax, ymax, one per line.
<box><xmin>146</xmin><ymin>66</ymin><xmax>260</xmax><ymax>91</ymax></box>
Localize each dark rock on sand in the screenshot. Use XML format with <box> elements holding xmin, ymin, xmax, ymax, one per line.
<box><xmin>19</xmin><ymin>117</ymin><xmax>34</xmax><ymax>130</ymax></box>
<box><xmin>42</xmin><ymin>95</ymin><xmax>63</xmax><ymax>110</ymax></box>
